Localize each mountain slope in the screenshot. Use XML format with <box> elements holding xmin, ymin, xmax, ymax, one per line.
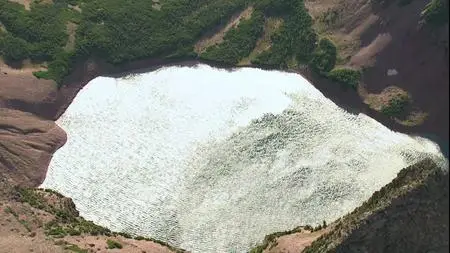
<box><xmin>250</xmin><ymin>158</ymin><xmax>448</xmax><ymax>253</ymax></box>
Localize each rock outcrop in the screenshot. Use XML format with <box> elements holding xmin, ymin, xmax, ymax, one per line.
<box><xmin>0</xmin><ymin>108</ymin><xmax>66</xmax><ymax>187</ymax></box>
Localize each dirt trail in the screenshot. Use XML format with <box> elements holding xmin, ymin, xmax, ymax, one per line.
<box><xmin>239</xmin><ymin>17</ymin><xmax>283</xmax><ymax>65</ymax></box>
<box><xmin>7</xmin><ymin>0</ymin><xmax>53</xmax><ymax>10</ymax></box>
<box><xmin>194</xmin><ymin>6</ymin><xmax>254</xmax><ymax>53</ymax></box>
<box><xmin>64</xmin><ymin>22</ymin><xmax>78</xmax><ymax>52</ymax></box>
<box><xmin>7</xmin><ymin>0</ymin><xmax>33</xmax><ymax>10</ymax></box>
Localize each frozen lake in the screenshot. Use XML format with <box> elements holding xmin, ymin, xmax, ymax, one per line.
<box><xmin>41</xmin><ymin>64</ymin><xmax>447</xmax><ymax>253</ymax></box>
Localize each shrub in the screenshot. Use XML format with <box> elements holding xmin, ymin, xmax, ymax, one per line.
<box><xmin>304</xmin><ymin>225</ymin><xmax>313</xmax><ymax>231</ymax></box>
<box><xmin>46</xmin><ymin>225</ymin><xmax>67</xmax><ymax>237</ymax></box>
<box><xmin>15</xmin><ymin>187</ymin><xmax>46</xmax><ymax>210</ymax></box>
<box><xmin>309</xmin><ymin>37</ymin><xmax>337</xmax><ymax>74</ymax></box>
<box><xmin>67</xmin><ymin>228</ymin><xmax>81</xmax><ymax>236</ymax></box>
<box><xmin>381</xmin><ymin>94</ymin><xmax>410</xmax><ymax>117</ymax></box>
<box><xmin>106</xmin><ymin>239</ymin><xmax>123</xmax><ymax>249</ymax></box>
<box><xmin>255</xmin><ymin>0</ymin><xmax>298</xmax><ymax>16</ymax></box>
<box><xmin>0</xmin><ymin>34</ymin><xmax>30</xmax><ymax>62</ymax></box>
<box><xmin>327</xmin><ymin>68</ymin><xmax>361</xmax><ymax>89</ymax></box>
<box><xmin>64</xmin><ymin>244</ymin><xmax>88</xmax><ymax>253</ymax></box>
<box><xmin>117</xmin><ymin>231</ymin><xmax>132</xmax><ymax>238</ymax></box>
<box><xmin>421</xmin><ymin>0</ymin><xmax>449</xmax><ymax>26</ymax></box>
<box><xmin>200</xmin><ymin>10</ymin><xmax>265</xmax><ymax>64</ymax></box>
<box><xmin>252</xmin><ymin>1</ymin><xmax>317</xmax><ymax>67</ymax></box>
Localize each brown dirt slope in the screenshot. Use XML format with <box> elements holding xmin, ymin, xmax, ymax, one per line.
<box><xmin>301</xmin><ymin>158</ymin><xmax>449</xmax><ymax>253</ymax></box>
<box><xmin>0</xmin><ymin>181</ymin><xmax>183</xmax><ymax>253</ymax></box>
<box><xmin>0</xmin><ymin>108</ymin><xmax>66</xmax><ymax>187</ymax></box>
<box><xmin>305</xmin><ymin>0</ymin><xmax>449</xmax><ymax>139</ymax></box>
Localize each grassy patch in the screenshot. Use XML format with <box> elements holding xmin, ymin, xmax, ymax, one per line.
<box><xmin>309</xmin><ymin>37</ymin><xmax>337</xmax><ymax>74</ymax></box>
<box><xmin>15</xmin><ymin>187</ymin><xmax>111</xmax><ymax>238</ymax></box>
<box><xmin>327</xmin><ymin>68</ymin><xmax>361</xmax><ymax>90</ymax></box>
<box><xmin>4</xmin><ymin>206</ymin><xmax>18</xmax><ymax>217</ymax></box>
<box><xmin>317</xmin><ymin>8</ymin><xmax>340</xmax><ymax>27</ymax></box>
<box><xmin>65</xmin><ymin>244</ymin><xmax>88</xmax><ymax>253</ymax></box>
<box><xmin>251</xmin><ymin>0</ymin><xmax>317</xmax><ymax>68</ymax></box>
<box><xmin>201</xmin><ymin>10</ymin><xmax>264</xmax><ymax>64</ymax></box>
<box><xmin>0</xmin><ymin>33</ymin><xmax>30</xmax><ymax>62</ymax></box>
<box><xmin>421</xmin><ymin>0</ymin><xmax>449</xmax><ymax>26</ymax></box>
<box><xmin>106</xmin><ymin>239</ymin><xmax>123</xmax><ymax>249</ymax></box>
<box><xmin>380</xmin><ymin>94</ymin><xmax>410</xmax><ymax>117</ymax></box>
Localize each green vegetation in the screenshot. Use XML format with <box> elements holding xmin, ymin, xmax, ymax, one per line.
<box><xmin>65</xmin><ymin>244</ymin><xmax>89</xmax><ymax>253</ymax></box>
<box><xmin>318</xmin><ymin>9</ymin><xmax>340</xmax><ymax>27</ymax></box>
<box><xmin>381</xmin><ymin>94</ymin><xmax>410</xmax><ymax>117</ymax></box>
<box><xmin>15</xmin><ymin>187</ymin><xmax>111</xmax><ymax>237</ymax></box>
<box><xmin>252</xmin><ymin>0</ymin><xmax>317</xmax><ymax>68</ymax></box>
<box><xmin>106</xmin><ymin>239</ymin><xmax>123</xmax><ymax>249</ymax></box>
<box><xmin>309</xmin><ymin>38</ymin><xmax>337</xmax><ymax>74</ymax></box>
<box><xmin>117</xmin><ymin>231</ymin><xmax>132</xmax><ymax>238</ymax></box>
<box><xmin>75</xmin><ymin>0</ymin><xmax>250</xmax><ymax>63</ymax></box>
<box><xmin>200</xmin><ymin>10</ymin><xmax>264</xmax><ymax>64</ymax></box>
<box><xmin>1</xmin><ymin>0</ymin><xmax>250</xmax><ymax>84</ymax></box>
<box><xmin>303</xmin><ymin>159</ymin><xmax>446</xmax><ymax>253</ymax></box>
<box><xmin>4</xmin><ymin>205</ymin><xmax>32</xmax><ymax>232</ymax></box>
<box><xmin>0</xmin><ymin>0</ymin><xmax>80</xmax><ymax>82</ymax></box>
<box><xmin>0</xmin><ymin>33</ymin><xmax>30</xmax><ymax>62</ymax></box>
<box><xmin>12</xmin><ymin>186</ymin><xmax>188</xmax><ymax>252</ymax></box>
<box><xmin>19</xmin><ymin>219</ymin><xmax>32</xmax><ymax>232</ymax></box>
<box><xmin>0</xmin><ymin>0</ymin><xmax>357</xmax><ymax>92</ymax></box>
<box><xmin>15</xmin><ymin>187</ymin><xmax>47</xmax><ymax>210</ymax></box>
<box><xmin>4</xmin><ymin>206</ymin><xmax>18</xmax><ymax>217</ymax></box>
<box><xmin>421</xmin><ymin>0</ymin><xmax>449</xmax><ymax>26</ymax></box>
<box><xmin>249</xmin><ymin>226</ymin><xmax>305</xmax><ymax>253</ymax></box>
<box><xmin>327</xmin><ymin>68</ymin><xmax>361</xmax><ymax>90</ymax></box>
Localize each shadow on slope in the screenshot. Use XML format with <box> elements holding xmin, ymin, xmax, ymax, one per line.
<box><xmin>303</xmin><ymin>158</ymin><xmax>449</xmax><ymax>253</ymax></box>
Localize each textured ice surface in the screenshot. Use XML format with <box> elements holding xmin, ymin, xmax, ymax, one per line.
<box><xmin>41</xmin><ymin>64</ymin><xmax>447</xmax><ymax>253</ymax></box>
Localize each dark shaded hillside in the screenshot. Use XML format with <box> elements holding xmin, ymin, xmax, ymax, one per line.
<box><xmin>303</xmin><ymin>158</ymin><xmax>449</xmax><ymax>253</ymax></box>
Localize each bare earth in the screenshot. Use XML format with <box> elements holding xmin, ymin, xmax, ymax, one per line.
<box><xmin>264</xmin><ymin>230</ymin><xmax>329</xmax><ymax>253</ymax></box>
<box><xmin>194</xmin><ymin>6</ymin><xmax>254</xmax><ymax>53</ymax></box>
<box><xmin>7</xmin><ymin>0</ymin><xmax>53</xmax><ymax>10</ymax></box>
<box><xmin>0</xmin><ymin>196</ymin><xmax>177</xmax><ymax>253</ymax></box>
<box><xmin>7</xmin><ymin>0</ymin><xmax>33</xmax><ymax>10</ymax></box>
<box><xmin>239</xmin><ymin>17</ymin><xmax>283</xmax><ymax>65</ymax></box>
<box><xmin>305</xmin><ymin>0</ymin><xmax>448</xmax><ymax>137</ymax></box>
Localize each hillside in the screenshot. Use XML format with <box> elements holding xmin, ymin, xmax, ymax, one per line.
<box><xmin>0</xmin><ymin>179</ymin><xmax>185</xmax><ymax>253</ymax></box>
<box><xmin>250</xmin><ymin>158</ymin><xmax>449</xmax><ymax>253</ymax></box>
<box><xmin>302</xmin><ymin>158</ymin><xmax>449</xmax><ymax>253</ymax></box>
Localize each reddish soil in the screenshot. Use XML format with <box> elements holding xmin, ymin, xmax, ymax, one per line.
<box><xmin>264</xmin><ymin>229</ymin><xmax>329</xmax><ymax>253</ymax></box>
<box><xmin>357</xmin><ymin>1</ymin><xmax>449</xmax><ymax>140</ymax></box>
